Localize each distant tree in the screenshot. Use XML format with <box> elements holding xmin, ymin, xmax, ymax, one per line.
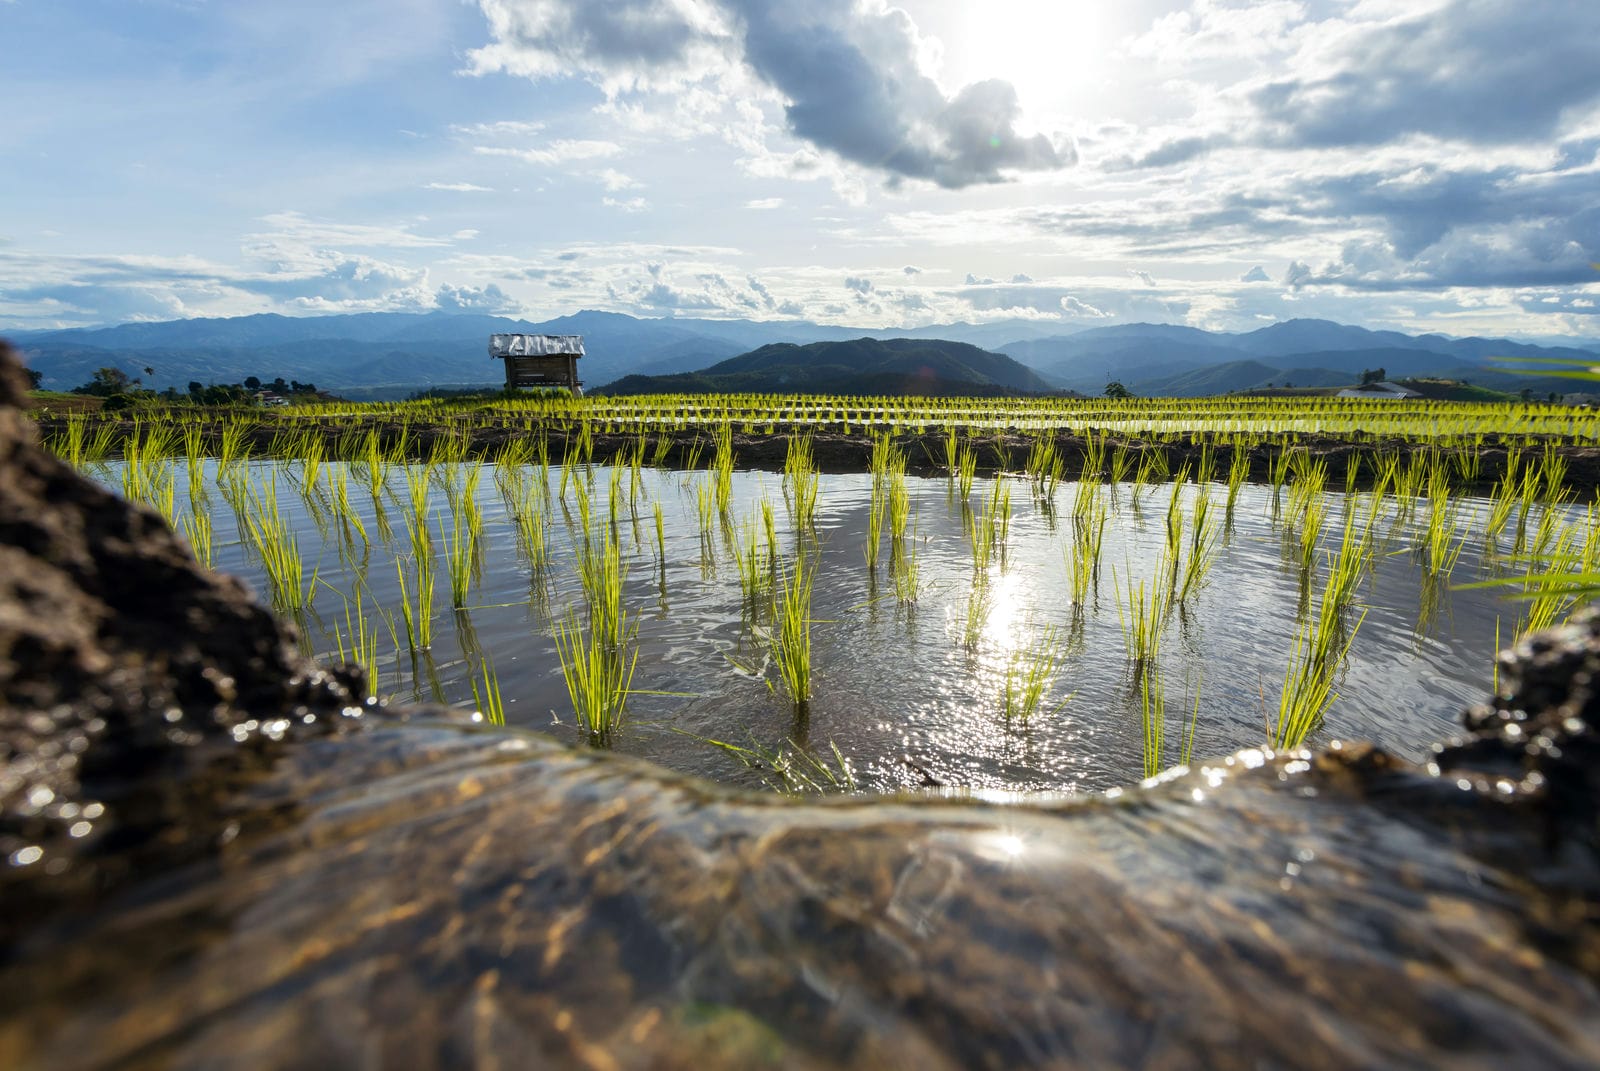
<box><xmin>187</xmin><ymin>381</ymin><xmax>204</xmax><ymax>396</ymax></box>
<box><xmin>1104</xmin><ymin>380</ymin><xmax>1133</xmax><ymax>400</ymax></box>
<box><xmin>1520</xmin><ymin>388</ymin><xmax>1533</xmax><ymax>402</ymax></box>
<box><xmin>1359</xmin><ymin>367</ymin><xmax>1386</xmax><ymax>385</ymax></box>
<box><xmin>71</xmin><ymin>366</ymin><xmax>133</xmax><ymax>397</ymax></box>
<box><xmin>24</xmin><ymin>367</ymin><xmax>43</xmax><ymax>390</ymax></box>
<box><xmin>271</xmin><ymin>377</ymin><xmax>288</xmax><ymax>393</ymax></box>
<box><xmin>244</xmin><ymin>376</ymin><xmax>261</xmax><ymax>391</ymax></box>
<box><xmin>1284</xmin><ymin>381</ymin><xmax>1294</xmax><ymax>389</ymax></box>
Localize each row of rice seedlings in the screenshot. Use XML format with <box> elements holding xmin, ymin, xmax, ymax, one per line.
<box><xmin>47</xmin><ymin>415</ymin><xmax>114</xmax><ymax>470</ymax></box>
<box><xmin>1000</xmin><ymin>625</ymin><xmax>1069</xmax><ymax>721</ymax></box>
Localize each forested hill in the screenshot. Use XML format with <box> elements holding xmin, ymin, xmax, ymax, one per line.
<box><xmin>599</xmin><ymin>337</ymin><xmax>1060</xmax><ymax>397</ymax></box>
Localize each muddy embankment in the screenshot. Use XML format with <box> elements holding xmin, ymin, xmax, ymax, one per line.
<box><xmin>6</xmin><ymin>342</ymin><xmax>1600</xmax><ymax>1069</ymax></box>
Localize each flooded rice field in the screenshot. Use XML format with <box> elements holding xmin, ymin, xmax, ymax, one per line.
<box><xmin>93</xmin><ymin>447</ymin><xmax>1589</xmax><ymax>797</ymax></box>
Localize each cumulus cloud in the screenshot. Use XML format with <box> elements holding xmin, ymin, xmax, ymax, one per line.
<box><xmin>465</xmin><ymin>0</ymin><xmax>1073</xmax><ymax>188</ymax></box>
<box><xmin>844</xmin><ymin>275</ymin><xmax>873</xmax><ymax>294</ymax></box>
<box><xmin>902</xmin><ymin>265</ymin><xmax>923</xmax><ymax>275</ymax></box>
<box><xmin>1011</xmin><ymin>273</ymin><xmax>1033</xmax><ymax>284</ymax></box>
<box><xmin>964</xmin><ymin>273</ymin><xmax>997</xmax><ymax>285</ymax></box>
<box><xmin>1240</xmin><ymin>266</ymin><xmax>1270</xmax><ymax>283</ymax></box>
<box><xmin>1060</xmin><ymin>296</ymin><xmax>1109</xmax><ymax>319</ymax></box>
<box><xmin>434</xmin><ymin>282</ymin><xmax>522</xmax><ymax>314</ymax></box>
<box><xmin>1130</xmin><ymin>269</ymin><xmax>1156</xmax><ymax>287</ymax></box>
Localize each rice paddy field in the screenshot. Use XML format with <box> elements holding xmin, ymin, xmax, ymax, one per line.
<box><xmin>35</xmin><ymin>391</ymin><xmax>1600</xmax><ymax>795</ymax></box>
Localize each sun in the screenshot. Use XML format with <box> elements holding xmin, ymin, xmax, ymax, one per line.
<box><xmin>940</xmin><ymin>1</ymin><xmax>1109</xmax><ymax>122</ymax></box>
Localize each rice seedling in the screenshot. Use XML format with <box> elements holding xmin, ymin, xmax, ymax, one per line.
<box><xmin>440</xmin><ymin>508</ymin><xmax>476</xmax><ymax>608</ymax></box>
<box><xmin>242</xmin><ymin>475</ymin><xmax>314</xmax><ymax>612</ymax></box>
<box><xmin>469</xmin><ymin>658</ymin><xmax>506</xmax><ymax>726</ymax></box>
<box><xmin>1107</xmin><ymin>440</ymin><xmax>1132</xmax><ymax>486</ymax></box>
<box><xmin>1138</xmin><ymin>664</ymin><xmax>1165</xmax><ymax>779</ymax></box>
<box><xmin>712</xmin><ymin>421</ymin><xmax>735</xmax><ymax>516</ymax></box>
<box><xmin>955</xmin><ymin>442</ymin><xmax>978</xmax><ymax>501</ymax></box>
<box><xmin>1000</xmin><ymin>625</ymin><xmax>1069</xmax><ymax>722</ymax></box>
<box><xmin>1067</xmin><ymin>495</ymin><xmax>1107</xmax><ymax>610</ymax></box>
<box><xmin>694</xmin><ymin>733</ymin><xmax>856</xmax><ymax>794</ymax></box>
<box><xmin>1272</xmin><ymin>585</ymin><xmax>1366</xmax><ymax>749</ymax></box>
<box><xmin>1177</xmin><ymin>489</ymin><xmax>1219</xmax><ymax>604</ymax></box>
<box><xmin>736</xmin><ymin>509</ymin><xmax>776</xmax><ymax>616</ymax></box>
<box><xmin>180</xmin><ymin>506</ymin><xmax>214</xmax><ymax>569</ymax></box>
<box><xmin>783</xmin><ymin>433</ymin><xmax>820</xmax><ymax>530</ymax></box>
<box><xmin>960</xmin><ymin>572</ymin><xmax>994</xmax><ymax>653</ymax></box>
<box><xmin>891</xmin><ymin>522</ymin><xmax>921</xmax><ymax>606</ymax></box>
<box><xmin>1114</xmin><ymin>570</ymin><xmax>1163</xmax><ymax>680</ymax></box>
<box><xmin>553</xmin><ymin>607</ymin><xmax>638</xmax><ymax>740</ymax></box>
<box><xmin>329</xmin><ymin>592</ymin><xmax>382</xmax><ymax>698</ymax></box>
<box><xmin>766</xmin><ymin>551</ymin><xmax>815</xmax><ymax>708</ymax></box>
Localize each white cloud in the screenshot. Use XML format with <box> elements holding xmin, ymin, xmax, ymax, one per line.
<box><xmin>424</xmin><ymin>182</ymin><xmax>495</xmax><ymax>192</ymax></box>
<box><xmin>473</xmin><ymin>139</ymin><xmax>623</xmax><ymax>166</ymax></box>
<box><xmin>594</xmin><ymin>168</ymin><xmax>641</xmax><ymax>191</ymax></box>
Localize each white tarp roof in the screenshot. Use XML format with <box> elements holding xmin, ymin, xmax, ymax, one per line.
<box><xmin>489</xmin><ymin>334</ymin><xmax>585</xmax><ymax>358</ymax></box>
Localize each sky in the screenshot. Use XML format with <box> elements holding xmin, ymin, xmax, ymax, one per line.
<box><xmin>1</xmin><ymin>0</ymin><xmax>1597</xmax><ymax>340</ymax></box>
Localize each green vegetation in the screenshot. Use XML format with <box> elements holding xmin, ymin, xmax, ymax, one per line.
<box><xmin>43</xmin><ymin>388</ymin><xmax>1600</xmax><ymax>794</ymax></box>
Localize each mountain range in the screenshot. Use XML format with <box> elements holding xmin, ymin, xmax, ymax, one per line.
<box><xmin>8</xmin><ymin>311</ymin><xmax>1597</xmax><ymax>399</ymax></box>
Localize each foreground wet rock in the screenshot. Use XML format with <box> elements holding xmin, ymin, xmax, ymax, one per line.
<box><xmin>2</xmin><ymin>342</ymin><xmax>1598</xmax><ymax>1069</ymax></box>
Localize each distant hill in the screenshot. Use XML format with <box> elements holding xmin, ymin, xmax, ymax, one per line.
<box><xmin>599</xmin><ymin>338</ymin><xmax>1058</xmax><ymax>397</ymax></box>
<box><xmin>7</xmin><ymin>309</ymin><xmax>1595</xmax><ymax>398</ymax></box>
<box><xmin>997</xmin><ymin>320</ymin><xmax>1597</xmax><ymax>397</ymax></box>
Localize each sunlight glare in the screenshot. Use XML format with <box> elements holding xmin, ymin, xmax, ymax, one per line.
<box><xmin>947</xmin><ymin>1</ymin><xmax>1107</xmax><ymax>119</ymax></box>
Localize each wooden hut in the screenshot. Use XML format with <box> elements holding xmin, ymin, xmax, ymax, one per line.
<box><xmin>489</xmin><ymin>334</ymin><xmax>584</xmax><ymax>395</ymax></box>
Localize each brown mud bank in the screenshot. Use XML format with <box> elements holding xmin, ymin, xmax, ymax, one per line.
<box><xmin>32</xmin><ymin>410</ymin><xmax>1600</xmax><ymax>494</ymax></box>
<box><xmin>6</xmin><ymin>340</ymin><xmax>1600</xmax><ymax>1069</ymax></box>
